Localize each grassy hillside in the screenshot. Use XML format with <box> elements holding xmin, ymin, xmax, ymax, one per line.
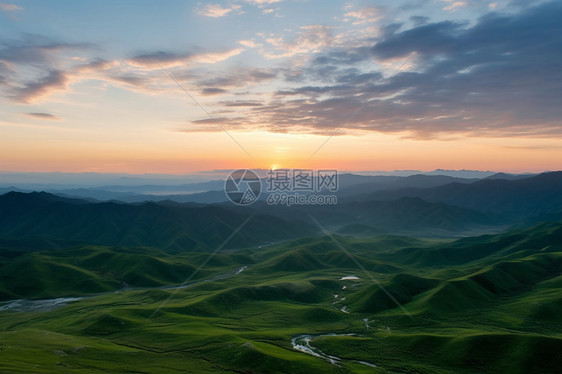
<box><xmin>0</xmin><ymin>245</ymin><xmax>254</xmax><ymax>300</ymax></box>
<box><xmin>0</xmin><ymin>223</ymin><xmax>561</xmax><ymax>373</ymax></box>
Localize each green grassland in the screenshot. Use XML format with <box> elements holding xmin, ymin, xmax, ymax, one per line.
<box><xmin>0</xmin><ymin>223</ymin><xmax>561</xmax><ymax>373</ymax></box>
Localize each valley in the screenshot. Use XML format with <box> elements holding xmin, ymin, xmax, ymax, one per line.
<box><xmin>0</xmin><ymin>219</ymin><xmax>561</xmax><ymax>373</ymax></box>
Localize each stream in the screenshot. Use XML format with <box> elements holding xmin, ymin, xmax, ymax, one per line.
<box><xmin>0</xmin><ymin>266</ymin><xmax>248</xmax><ymax>313</ymax></box>
<box><xmin>2</xmin><ymin>268</ymin><xmax>379</xmax><ymax>369</ymax></box>
<box><xmin>291</xmin><ymin>334</ymin><xmax>377</xmax><ymax>368</ymax></box>
<box><xmin>0</xmin><ymin>297</ymin><xmax>84</xmax><ymax>312</ymax></box>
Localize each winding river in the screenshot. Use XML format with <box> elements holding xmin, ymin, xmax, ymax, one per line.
<box><xmin>0</xmin><ymin>296</ymin><xmax>83</xmax><ymax>312</ymax></box>
<box><xmin>1</xmin><ymin>267</ymin><xmax>379</xmax><ymax>369</ymax></box>
<box><xmin>291</xmin><ymin>333</ymin><xmax>377</xmax><ymax>368</ymax></box>
<box><xmin>0</xmin><ymin>266</ymin><xmax>249</xmax><ymax>313</ymax></box>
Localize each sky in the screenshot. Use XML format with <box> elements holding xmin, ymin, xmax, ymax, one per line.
<box><xmin>0</xmin><ymin>0</ymin><xmax>561</xmax><ymax>174</ymax></box>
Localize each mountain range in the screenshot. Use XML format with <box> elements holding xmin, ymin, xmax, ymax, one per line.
<box><xmin>0</xmin><ymin>170</ymin><xmax>561</xmax><ymax>373</ymax></box>
<box><xmin>1</xmin><ymin>172</ymin><xmax>561</xmax><ymax>250</ymax></box>
<box><xmin>0</xmin><ymin>191</ymin><xmax>315</xmax><ymax>253</ymax></box>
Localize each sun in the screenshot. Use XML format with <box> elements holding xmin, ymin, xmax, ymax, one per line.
<box><xmin>271</xmin><ymin>164</ymin><xmax>279</xmax><ymax>170</ymax></box>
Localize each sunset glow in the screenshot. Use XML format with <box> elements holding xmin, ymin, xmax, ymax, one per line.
<box><xmin>0</xmin><ymin>0</ymin><xmax>560</xmax><ymax>173</ymax></box>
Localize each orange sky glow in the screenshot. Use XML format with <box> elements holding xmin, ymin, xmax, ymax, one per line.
<box><xmin>1</xmin><ymin>1</ymin><xmax>560</xmax><ymax>175</ymax></box>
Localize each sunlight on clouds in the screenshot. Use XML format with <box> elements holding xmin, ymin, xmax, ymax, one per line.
<box><xmin>344</xmin><ymin>7</ymin><xmax>383</xmax><ymax>25</ymax></box>
<box><xmin>127</xmin><ymin>48</ymin><xmax>244</xmax><ymax>69</ymax></box>
<box><xmin>193</xmin><ymin>48</ymin><xmax>245</xmax><ymax>63</ymax></box>
<box><xmin>262</xmin><ymin>25</ymin><xmax>335</xmax><ymax>59</ymax></box>
<box><xmin>441</xmin><ymin>0</ymin><xmax>468</xmax><ymax>12</ymax></box>
<box><xmin>238</xmin><ymin>39</ymin><xmax>260</xmax><ymax>48</ymax></box>
<box><xmin>197</xmin><ymin>4</ymin><xmax>241</xmax><ymax>18</ymax></box>
<box><xmin>0</xmin><ymin>0</ymin><xmax>560</xmax><ymax>173</ymax></box>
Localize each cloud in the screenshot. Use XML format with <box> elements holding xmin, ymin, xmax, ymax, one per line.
<box><xmin>242</xmin><ymin>0</ymin><xmax>281</xmax><ymax>16</ymax></box>
<box><xmin>129</xmin><ymin>48</ymin><xmax>244</xmax><ymax>68</ymax></box>
<box><xmin>193</xmin><ymin>48</ymin><xmax>244</xmax><ymax>63</ymax></box>
<box><xmin>262</xmin><ymin>25</ymin><xmax>335</xmax><ymax>59</ymax></box>
<box><xmin>0</xmin><ymin>3</ymin><xmax>22</xmax><ymax>11</ymax></box>
<box><xmin>4</xmin><ymin>1</ymin><xmax>561</xmax><ymax>141</ymax></box>
<box><xmin>442</xmin><ymin>1</ymin><xmax>468</xmax><ymax>12</ymax></box>
<box><xmin>183</xmin><ymin>116</ymin><xmax>253</xmax><ymax>133</ymax></box>
<box><xmin>12</xmin><ymin>70</ymin><xmax>69</xmax><ymax>103</ymax></box>
<box><xmin>312</xmin><ymin>45</ymin><xmax>373</xmax><ymax>65</ymax></box>
<box><xmin>26</xmin><ymin>112</ymin><xmax>60</xmax><ymax>120</ymax></box>
<box><xmin>0</xmin><ymin>35</ymin><xmax>91</xmax><ymax>65</ymax></box>
<box><xmin>200</xmin><ymin>87</ymin><xmax>227</xmax><ymax>96</ymax></box>
<box><xmin>0</xmin><ymin>34</ymin><xmax>247</xmax><ymax>103</ymax></box>
<box><xmin>245</xmin><ymin>0</ymin><xmax>282</xmax><ymax>5</ymax></box>
<box><xmin>198</xmin><ymin>4</ymin><xmax>241</xmax><ymax>18</ymax></box>
<box><xmin>199</xmin><ymin>1</ymin><xmax>562</xmax><ymax>139</ymax></box>
<box><xmin>0</xmin><ymin>35</ymin><xmax>98</xmax><ymax>103</ymax></box>
<box><xmin>410</xmin><ymin>16</ymin><xmax>429</xmax><ymax>26</ymax></box>
<box><xmin>191</xmin><ymin>117</ymin><xmax>230</xmax><ymax>125</ymax></box>
<box><xmin>238</xmin><ymin>39</ymin><xmax>260</xmax><ymax>48</ymax></box>
<box><xmin>344</xmin><ymin>6</ymin><xmax>383</xmax><ymax>25</ymax></box>
<box><xmin>87</xmin><ymin>60</ymin><xmax>276</xmax><ymax>100</ymax></box>
<box><xmin>196</xmin><ymin>67</ymin><xmax>278</xmax><ymax>89</ymax></box>
<box><xmin>128</xmin><ymin>51</ymin><xmax>191</xmax><ymax>68</ymax></box>
<box><xmin>221</xmin><ymin>100</ymin><xmax>263</xmax><ymax>107</ymax></box>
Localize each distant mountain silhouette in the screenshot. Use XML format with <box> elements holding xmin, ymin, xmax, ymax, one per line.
<box><xmin>0</xmin><ymin>192</ymin><xmax>316</xmax><ymax>252</ymax></box>
<box><xmin>336</xmin><ymin>174</ymin><xmax>477</xmax><ymax>200</ymax></box>
<box><xmin>251</xmin><ymin>195</ymin><xmax>502</xmax><ymax>234</ymax></box>
<box><xmin>358</xmin><ymin>171</ymin><xmax>562</xmax><ymax>223</ymax></box>
<box><xmin>484</xmin><ymin>172</ymin><xmax>537</xmax><ymax>180</ymax></box>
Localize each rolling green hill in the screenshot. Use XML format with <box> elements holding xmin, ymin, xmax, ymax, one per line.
<box><xmin>0</xmin><ymin>245</ymin><xmax>254</xmax><ymax>300</ymax></box>
<box><xmin>0</xmin><ymin>221</ymin><xmax>561</xmax><ymax>373</ymax></box>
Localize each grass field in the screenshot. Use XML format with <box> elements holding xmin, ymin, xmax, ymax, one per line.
<box><xmin>1</xmin><ymin>223</ymin><xmax>561</xmax><ymax>373</ymax></box>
